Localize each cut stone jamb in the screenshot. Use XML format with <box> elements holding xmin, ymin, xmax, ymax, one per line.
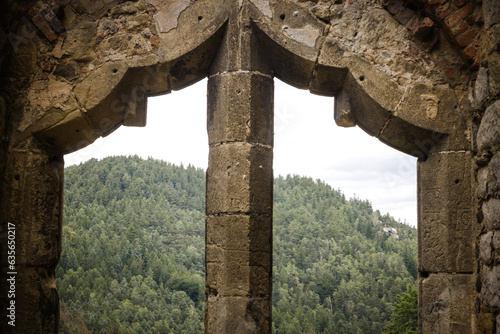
<box><xmin>205</xmin><ymin>4</ymin><xmax>274</xmax><ymax>332</ymax></box>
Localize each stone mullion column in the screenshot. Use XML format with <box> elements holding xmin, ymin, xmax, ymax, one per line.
<box><xmin>0</xmin><ymin>148</ymin><xmax>64</xmax><ymax>333</ymax></box>
<box><xmin>205</xmin><ymin>22</ymin><xmax>274</xmax><ymax>331</ymax></box>
<box><xmin>417</xmin><ymin>149</ymin><xmax>476</xmax><ymax>333</ymax></box>
<box><xmin>205</xmin><ymin>71</ymin><xmax>274</xmax><ymax>333</ymax></box>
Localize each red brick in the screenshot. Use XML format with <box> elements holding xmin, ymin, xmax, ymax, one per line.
<box><xmin>151</xmin><ymin>35</ymin><xmax>159</xmax><ymax>48</ymax></box>
<box><xmin>445</xmin><ymin>3</ymin><xmax>474</xmax><ymax>28</ymax></box>
<box><xmin>471</xmin><ymin>52</ymin><xmax>480</xmax><ymax>70</ymax></box>
<box><xmin>466</xmin><ymin>15</ymin><xmax>476</xmax><ymax>25</ymax></box>
<box><xmin>456</xmin><ymin>28</ymin><xmax>478</xmax><ymax>47</ymax></box>
<box><xmin>463</xmin><ymin>44</ymin><xmax>478</xmax><ymax>60</ymax></box>
<box><xmin>40</xmin><ymin>61</ymin><xmax>53</xmax><ymax>72</ymax></box>
<box><xmin>415</xmin><ymin>17</ymin><xmax>435</xmax><ymax>38</ymax></box>
<box><xmin>450</xmin><ymin>21</ymin><xmax>469</xmax><ymax>37</ymax></box>
<box><xmin>31</xmin><ymin>13</ymin><xmax>57</xmax><ymax>42</ymax></box>
<box><xmin>41</xmin><ymin>7</ymin><xmax>64</xmax><ymax>33</ymax></box>
<box><xmin>436</xmin><ymin>3</ymin><xmax>454</xmax><ymax>20</ymax></box>
<box><xmin>421</xmin><ymin>17</ymin><xmax>435</xmax><ymax>28</ymax></box>
<box><xmin>453</xmin><ymin>0</ymin><xmax>466</xmax><ymax>7</ymax></box>
<box><xmin>475</xmin><ymin>28</ymin><xmax>483</xmax><ymax>47</ymax></box>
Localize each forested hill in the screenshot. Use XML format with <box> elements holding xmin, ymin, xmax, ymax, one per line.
<box><xmin>59</xmin><ymin>155</ymin><xmax>417</xmax><ymax>333</ymax></box>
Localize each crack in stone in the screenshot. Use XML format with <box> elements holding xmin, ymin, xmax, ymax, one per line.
<box><xmin>308</xmin><ymin>23</ymin><xmax>331</xmax><ymax>93</ymax></box>
<box><xmin>207</xmin><ymin>212</ymin><xmax>271</xmax><ymax>217</ymax></box>
<box><xmin>437</xmin><ymin>150</ymin><xmax>468</xmax><ymax>154</ymax></box>
<box><xmin>377</xmin><ymin>116</ymin><xmax>392</xmax><ymax>139</ymax></box>
<box><xmin>393</xmin><ymin>80</ymin><xmax>412</xmax><ymax>117</ymax></box>
<box><xmin>209</xmin><ymin>70</ymin><xmax>273</xmax><ymax>80</ymax></box>
<box><xmin>207</xmin><ymin>211</ymin><xmax>272</xmax><ymax>217</ymax></box>
<box><xmin>206</xmin><ymin>243</ymin><xmax>271</xmax><ymax>254</ymax></box>
<box><xmin>209</xmin><ymin>141</ymin><xmax>273</xmax><ymax>149</ymax></box>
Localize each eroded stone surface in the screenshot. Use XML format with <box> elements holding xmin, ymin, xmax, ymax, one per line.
<box><xmin>482</xmin><ymin>265</ymin><xmax>500</xmax><ymax>308</ymax></box>
<box><xmin>206</xmin><ymin>143</ymin><xmax>273</xmax><ymax>215</ymax></box>
<box><xmin>0</xmin><ymin>149</ymin><xmax>63</xmax><ymax>333</ymax></box>
<box><xmin>477</xmin><ymin>100</ymin><xmax>500</xmax><ymax>152</ymax></box>
<box><xmin>206</xmin><ymin>215</ymin><xmax>272</xmax><ymax>252</ymax></box>
<box><xmin>419</xmin><ymin>273</ymin><xmax>475</xmax><ymax>333</ymax></box>
<box><xmin>205</xmin><ymin>296</ymin><xmax>271</xmax><ymax>334</ymax></box>
<box><xmin>418</xmin><ymin>150</ymin><xmax>476</xmax><ymax>273</ymax></box>
<box><xmin>207</xmin><ymin>72</ymin><xmax>274</xmax><ymax>146</ymax></box>
<box><xmin>205</xmin><ymin>38</ymin><xmax>274</xmax><ymax>330</ymax></box>
<box><xmin>478</xmin><ymin>152</ymin><xmax>500</xmax><ymax>198</ymax></box>
<box><xmin>475</xmin><ymin>67</ymin><xmax>490</xmax><ymax>108</ymax></box>
<box><xmin>481</xmin><ymin>232</ymin><xmax>494</xmax><ymax>263</ymax></box>
<box><xmin>476</xmin><ymin>4</ymin><xmax>500</xmax><ymax>329</ymax></box>
<box><xmin>1</xmin><ymin>0</ymin><xmax>471</xmax><ymax>156</ymax></box>
<box><xmin>250</xmin><ymin>0</ymin><xmax>273</xmax><ymax>18</ymax></box>
<box><xmin>484</xmin><ymin>0</ymin><xmax>500</xmax><ymax>29</ymax></box>
<box><xmin>483</xmin><ymin>198</ymin><xmax>500</xmax><ymax>230</ymax></box>
<box><xmin>153</xmin><ymin>0</ymin><xmax>191</xmax><ymax>33</ymax></box>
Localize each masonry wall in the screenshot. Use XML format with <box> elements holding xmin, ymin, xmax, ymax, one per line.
<box><xmin>474</xmin><ymin>0</ymin><xmax>500</xmax><ymax>331</ymax></box>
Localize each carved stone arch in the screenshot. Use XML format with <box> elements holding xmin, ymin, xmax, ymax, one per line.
<box><xmin>30</xmin><ymin>12</ymin><xmax>228</xmax><ymax>155</ymax></box>
<box><xmin>247</xmin><ymin>0</ymin><xmax>470</xmax><ymax>158</ymax></box>
<box><xmin>245</xmin><ymin>1</ymin><xmax>476</xmax><ymax>332</ymax></box>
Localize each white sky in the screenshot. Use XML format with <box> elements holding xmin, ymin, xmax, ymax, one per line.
<box><xmin>65</xmin><ymin>79</ymin><xmax>417</xmax><ymax>227</ymax></box>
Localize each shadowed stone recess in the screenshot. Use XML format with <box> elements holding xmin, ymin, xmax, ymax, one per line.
<box><xmin>0</xmin><ymin>149</ymin><xmax>63</xmax><ymax>332</ymax></box>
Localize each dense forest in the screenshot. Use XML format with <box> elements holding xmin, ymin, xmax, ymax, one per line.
<box><xmin>58</xmin><ymin>156</ymin><xmax>417</xmax><ymax>333</ymax></box>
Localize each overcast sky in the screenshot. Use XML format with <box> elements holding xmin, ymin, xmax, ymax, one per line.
<box><xmin>65</xmin><ymin>79</ymin><xmax>418</xmax><ymax>227</ymax></box>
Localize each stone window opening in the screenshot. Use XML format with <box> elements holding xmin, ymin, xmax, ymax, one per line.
<box><xmin>59</xmin><ymin>81</ymin><xmax>209</xmax><ymax>332</ymax></box>
<box><xmin>58</xmin><ymin>76</ymin><xmax>419</xmax><ymax>332</ymax></box>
